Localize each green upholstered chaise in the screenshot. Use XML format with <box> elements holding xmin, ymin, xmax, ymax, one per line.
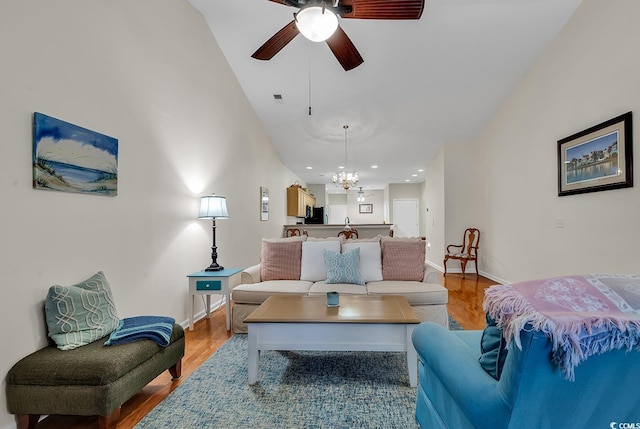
<box><xmin>6</xmin><ymin>323</ymin><xmax>185</xmax><ymax>429</ymax></box>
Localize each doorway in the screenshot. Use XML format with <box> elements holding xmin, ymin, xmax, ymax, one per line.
<box><xmin>393</xmin><ymin>199</ymin><xmax>419</xmax><ymax>237</ymax></box>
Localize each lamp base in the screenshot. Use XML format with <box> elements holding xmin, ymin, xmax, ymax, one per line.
<box><xmin>205</xmin><ymin>264</ymin><xmax>224</xmax><ymax>272</ymax></box>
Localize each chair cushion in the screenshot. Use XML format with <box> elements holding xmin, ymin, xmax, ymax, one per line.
<box><xmin>324</xmin><ymin>248</ymin><xmax>365</xmax><ymax>286</ymax></box>
<box><xmin>381</xmin><ymin>237</ymin><xmax>426</xmax><ymax>281</ymax></box>
<box><xmin>308</xmin><ymin>281</ymin><xmax>369</xmax><ymax>295</ymax></box>
<box><xmin>231</xmin><ymin>280</ymin><xmax>313</xmax><ymax>304</ymax></box>
<box><xmin>45</xmin><ymin>271</ymin><xmax>120</xmax><ymax>350</ymax></box>
<box><xmin>478</xmin><ymin>312</ymin><xmax>508</xmax><ymax>380</ymax></box>
<box><xmin>366</xmin><ymin>281</ymin><xmax>448</xmax><ymax>305</ymax></box>
<box><xmin>260</xmin><ymin>239</ymin><xmax>303</xmax><ymax>281</ymax></box>
<box><xmin>7</xmin><ymin>324</ymin><xmax>184</xmax><ymax>386</ymax></box>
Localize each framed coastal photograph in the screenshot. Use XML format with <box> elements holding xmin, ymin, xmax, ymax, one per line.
<box><xmin>260</xmin><ymin>187</ymin><xmax>269</xmax><ymax>221</ymax></box>
<box><xmin>557</xmin><ymin>112</ymin><xmax>633</xmax><ymax>196</ymax></box>
<box><xmin>359</xmin><ymin>203</ymin><xmax>373</xmax><ymax>214</ymax></box>
<box><xmin>33</xmin><ymin>112</ymin><xmax>118</xmax><ymax>196</ymax></box>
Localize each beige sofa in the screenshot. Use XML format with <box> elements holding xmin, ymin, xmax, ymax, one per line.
<box><xmin>231</xmin><ymin>236</ymin><xmax>449</xmax><ymax>333</ymax></box>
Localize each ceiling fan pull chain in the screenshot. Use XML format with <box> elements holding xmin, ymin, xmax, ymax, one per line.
<box><xmin>308</xmin><ymin>40</ymin><xmax>312</xmax><ymax>116</ymax></box>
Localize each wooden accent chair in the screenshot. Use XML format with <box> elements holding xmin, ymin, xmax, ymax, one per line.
<box><xmin>286</xmin><ymin>228</ymin><xmax>307</xmax><ymax>237</ymax></box>
<box><xmin>338</xmin><ymin>229</ymin><xmax>359</xmax><ymax>240</ymax></box>
<box><xmin>443</xmin><ymin>228</ymin><xmax>480</xmax><ymax>278</ymax></box>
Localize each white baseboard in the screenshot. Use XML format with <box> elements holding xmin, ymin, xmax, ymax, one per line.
<box><xmin>426</xmin><ymin>259</ymin><xmax>508</xmax><ymax>285</ymax></box>
<box><xmin>179</xmin><ymin>295</ymin><xmax>225</xmax><ymax>330</ymax></box>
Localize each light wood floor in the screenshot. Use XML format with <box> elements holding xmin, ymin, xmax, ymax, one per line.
<box><xmin>35</xmin><ymin>272</ymin><xmax>496</xmax><ymax>429</ymax></box>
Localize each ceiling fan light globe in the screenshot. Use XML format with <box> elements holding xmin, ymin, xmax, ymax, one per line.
<box><xmin>296</xmin><ymin>6</ymin><xmax>338</xmax><ymax>42</ymax></box>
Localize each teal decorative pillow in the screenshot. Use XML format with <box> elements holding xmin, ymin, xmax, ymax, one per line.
<box><xmin>45</xmin><ymin>271</ymin><xmax>120</xmax><ymax>350</ymax></box>
<box><xmin>479</xmin><ymin>312</ymin><xmax>508</xmax><ymax>380</ymax></box>
<box><xmin>324</xmin><ymin>248</ymin><xmax>365</xmax><ymax>286</ymax></box>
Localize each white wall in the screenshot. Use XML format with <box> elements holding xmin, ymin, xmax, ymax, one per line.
<box><xmin>423</xmin><ymin>147</ymin><xmax>445</xmax><ymax>270</ymax></box>
<box><xmin>0</xmin><ymin>1</ymin><xmax>299</xmax><ymax>427</ymax></box>
<box><xmin>434</xmin><ymin>0</ymin><xmax>640</xmax><ymax>283</ymax></box>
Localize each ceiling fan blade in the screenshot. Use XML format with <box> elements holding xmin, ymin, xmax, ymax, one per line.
<box><xmin>326</xmin><ymin>25</ymin><xmax>364</xmax><ymax>71</ymax></box>
<box><xmin>340</xmin><ymin>0</ymin><xmax>425</xmax><ymax>19</ymax></box>
<box><xmin>251</xmin><ymin>20</ymin><xmax>300</xmax><ymax>61</ymax></box>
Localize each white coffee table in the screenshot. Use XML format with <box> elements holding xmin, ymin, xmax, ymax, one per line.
<box><xmin>244</xmin><ymin>294</ymin><xmax>420</xmax><ymax>387</ymax></box>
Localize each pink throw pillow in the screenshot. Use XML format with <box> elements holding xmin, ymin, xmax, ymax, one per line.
<box><xmin>260</xmin><ymin>240</ymin><xmax>302</xmax><ymax>281</ymax></box>
<box><xmin>381</xmin><ymin>238</ymin><xmax>425</xmax><ymax>281</ymax></box>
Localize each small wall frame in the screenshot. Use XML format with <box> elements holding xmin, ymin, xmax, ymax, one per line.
<box><xmin>260</xmin><ymin>187</ymin><xmax>269</xmax><ymax>221</ymax></box>
<box><xmin>359</xmin><ymin>203</ymin><xmax>373</xmax><ymax>214</ymax></box>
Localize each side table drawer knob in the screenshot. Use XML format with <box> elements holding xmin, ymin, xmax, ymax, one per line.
<box><xmin>196</xmin><ymin>280</ymin><xmax>222</xmax><ymax>291</ymax></box>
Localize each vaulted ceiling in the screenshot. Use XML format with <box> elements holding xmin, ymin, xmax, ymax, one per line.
<box><xmin>189</xmin><ymin>0</ymin><xmax>582</xmax><ymax>191</ymax></box>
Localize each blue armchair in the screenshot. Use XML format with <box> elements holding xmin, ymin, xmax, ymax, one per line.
<box><xmin>412</xmin><ymin>322</ymin><xmax>640</xmax><ymax>429</ymax></box>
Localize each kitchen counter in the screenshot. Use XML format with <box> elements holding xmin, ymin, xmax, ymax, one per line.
<box><xmin>283</xmin><ymin>224</ymin><xmax>392</xmax><ymax>239</ymax></box>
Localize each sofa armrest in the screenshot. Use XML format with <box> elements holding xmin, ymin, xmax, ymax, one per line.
<box><xmin>412</xmin><ymin>323</ymin><xmax>510</xmax><ymax>429</ymax></box>
<box><xmin>241</xmin><ymin>264</ymin><xmax>261</xmax><ymax>284</ymax></box>
<box><xmin>423</xmin><ymin>264</ymin><xmax>440</xmax><ymax>284</ymax></box>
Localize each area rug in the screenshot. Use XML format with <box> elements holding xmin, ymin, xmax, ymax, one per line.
<box><xmin>136</xmin><ymin>335</ymin><xmax>420</xmax><ymax>429</ymax></box>
<box><xmin>449</xmin><ymin>314</ymin><xmax>463</xmax><ymax>331</ymax></box>
<box><xmin>136</xmin><ymin>317</ymin><xmax>462</xmax><ymax>429</ymax></box>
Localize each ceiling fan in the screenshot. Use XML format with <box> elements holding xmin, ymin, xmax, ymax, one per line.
<box><xmin>251</xmin><ymin>0</ymin><xmax>425</xmax><ymax>71</ymax></box>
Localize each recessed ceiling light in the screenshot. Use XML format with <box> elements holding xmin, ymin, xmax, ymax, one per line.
<box><xmin>306</xmin><ymin>166</ymin><xmax>313</xmax><ymax>170</ymax></box>
<box><xmin>371</xmin><ymin>165</ymin><xmax>378</xmax><ymax>169</ymax></box>
<box><xmin>405</xmin><ymin>179</ymin><xmax>411</xmax><ymax>182</ymax></box>
<box><xmin>338</xmin><ymin>166</ymin><xmax>345</xmax><ymax>169</ymax></box>
<box><xmin>418</xmin><ymin>169</ymin><xmax>424</xmax><ymax>172</ymax></box>
<box><xmin>412</xmin><ymin>173</ymin><xmax>418</xmax><ymax>177</ymax></box>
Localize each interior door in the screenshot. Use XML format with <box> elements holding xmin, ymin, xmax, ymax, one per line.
<box><xmin>393</xmin><ymin>199</ymin><xmax>419</xmax><ymax>237</ymax></box>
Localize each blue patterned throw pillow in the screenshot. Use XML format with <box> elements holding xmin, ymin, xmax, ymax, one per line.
<box><xmin>324</xmin><ymin>248</ymin><xmax>365</xmax><ymax>285</ymax></box>
<box><xmin>45</xmin><ymin>271</ymin><xmax>120</xmax><ymax>350</ymax></box>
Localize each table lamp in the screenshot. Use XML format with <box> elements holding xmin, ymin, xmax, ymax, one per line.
<box><xmin>198</xmin><ymin>194</ymin><xmax>229</xmax><ymax>271</ymax></box>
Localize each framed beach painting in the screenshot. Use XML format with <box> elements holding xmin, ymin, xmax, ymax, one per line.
<box><xmin>557</xmin><ymin>112</ymin><xmax>633</xmax><ymax>196</ymax></box>
<box><xmin>33</xmin><ymin>112</ymin><xmax>118</xmax><ymax>196</ymax></box>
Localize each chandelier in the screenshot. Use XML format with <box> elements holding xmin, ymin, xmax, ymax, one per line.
<box><xmin>332</xmin><ymin>125</ymin><xmax>359</xmax><ymax>190</ymax></box>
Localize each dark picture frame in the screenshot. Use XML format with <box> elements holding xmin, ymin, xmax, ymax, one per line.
<box><xmin>557</xmin><ymin>112</ymin><xmax>633</xmax><ymax>196</ymax></box>
<box><xmin>359</xmin><ymin>203</ymin><xmax>373</xmax><ymax>214</ymax></box>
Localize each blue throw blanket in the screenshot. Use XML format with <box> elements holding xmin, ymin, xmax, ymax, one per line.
<box><xmin>104</xmin><ymin>315</ymin><xmax>175</xmax><ymax>347</ymax></box>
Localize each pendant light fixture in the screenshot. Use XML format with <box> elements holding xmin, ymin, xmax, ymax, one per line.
<box><xmin>332</xmin><ymin>124</ymin><xmax>359</xmax><ymax>190</ymax></box>
<box><xmin>295</xmin><ymin>4</ymin><xmax>339</xmax><ymax>43</ymax></box>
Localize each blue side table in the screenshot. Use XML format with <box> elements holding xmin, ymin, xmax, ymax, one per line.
<box><xmin>187</xmin><ymin>269</ymin><xmax>243</xmax><ymax>331</ymax></box>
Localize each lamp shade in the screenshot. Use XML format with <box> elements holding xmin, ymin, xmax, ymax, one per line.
<box><xmin>295</xmin><ymin>6</ymin><xmax>338</xmax><ymax>42</ymax></box>
<box><xmin>198</xmin><ymin>195</ymin><xmax>229</xmax><ymax>219</ymax></box>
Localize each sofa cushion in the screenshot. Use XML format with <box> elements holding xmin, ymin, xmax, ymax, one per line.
<box><xmin>45</xmin><ymin>271</ymin><xmax>120</xmax><ymax>351</ymax></box>
<box><xmin>260</xmin><ymin>239</ymin><xmax>303</xmax><ymax>281</ymax></box>
<box><xmin>479</xmin><ymin>312</ymin><xmax>508</xmax><ymax>380</ymax></box>
<box><xmin>308</xmin><ymin>281</ymin><xmax>369</xmax><ymax>295</ymax></box>
<box><xmin>231</xmin><ymin>280</ymin><xmax>313</xmax><ymax>304</ymax></box>
<box><xmin>381</xmin><ymin>237</ymin><xmax>426</xmax><ymax>281</ymax></box>
<box><xmin>366</xmin><ymin>281</ymin><xmax>448</xmax><ymax>305</ymax></box>
<box><xmin>342</xmin><ymin>241</ymin><xmax>383</xmax><ymax>283</ymax></box>
<box><xmin>300</xmin><ymin>239</ymin><xmax>341</xmax><ymax>281</ymax></box>
<box><xmin>324</xmin><ymin>248</ymin><xmax>365</xmax><ymax>286</ymax></box>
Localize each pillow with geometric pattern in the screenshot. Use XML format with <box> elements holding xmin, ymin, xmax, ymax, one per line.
<box><xmin>324</xmin><ymin>248</ymin><xmax>365</xmax><ymax>286</ymax></box>
<box><xmin>45</xmin><ymin>271</ymin><xmax>120</xmax><ymax>350</ymax></box>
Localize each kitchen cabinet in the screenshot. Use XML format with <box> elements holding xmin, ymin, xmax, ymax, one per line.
<box><xmin>287</xmin><ymin>186</ymin><xmax>316</xmax><ymax>217</ymax></box>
